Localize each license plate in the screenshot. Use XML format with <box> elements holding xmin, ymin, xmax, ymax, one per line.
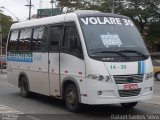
<box><xmin>124</xmin><ymin>84</ymin><xmax>138</xmax><ymax>90</ymax></box>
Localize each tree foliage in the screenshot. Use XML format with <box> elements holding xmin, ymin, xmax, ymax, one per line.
<box><xmin>57</xmin><ymin>0</ymin><xmax>91</xmax><ymax>12</ymax></box>
<box><xmin>0</xmin><ymin>12</ymin><xmax>13</xmax><ymax>44</ymax></box>
<box><xmin>118</xmin><ymin>0</ymin><xmax>160</xmax><ymax>32</ymax></box>
<box><xmin>147</xmin><ymin>21</ymin><xmax>160</xmax><ymax>50</ymax></box>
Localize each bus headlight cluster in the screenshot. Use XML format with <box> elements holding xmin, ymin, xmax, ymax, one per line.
<box><xmin>145</xmin><ymin>72</ymin><xmax>154</xmax><ymax>80</ymax></box>
<box><xmin>87</xmin><ymin>74</ymin><xmax>112</xmax><ymax>82</ymax></box>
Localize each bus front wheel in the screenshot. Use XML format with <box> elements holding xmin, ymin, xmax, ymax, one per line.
<box><xmin>121</xmin><ymin>102</ymin><xmax>138</xmax><ymax>108</ymax></box>
<box><xmin>20</xmin><ymin>76</ymin><xmax>29</xmax><ymax>98</ymax></box>
<box><xmin>64</xmin><ymin>84</ymin><xmax>81</xmax><ymax>112</ymax></box>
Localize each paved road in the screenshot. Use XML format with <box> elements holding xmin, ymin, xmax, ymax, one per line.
<box><xmin>153</xmin><ymin>80</ymin><xmax>160</xmax><ymax>96</ymax></box>
<box><xmin>0</xmin><ymin>73</ymin><xmax>160</xmax><ymax>120</ymax></box>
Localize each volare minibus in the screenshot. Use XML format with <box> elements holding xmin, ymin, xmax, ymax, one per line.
<box><xmin>7</xmin><ymin>10</ymin><xmax>154</xmax><ymax>112</ymax></box>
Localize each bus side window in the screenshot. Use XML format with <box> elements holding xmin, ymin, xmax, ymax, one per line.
<box><xmin>8</xmin><ymin>31</ymin><xmax>19</xmax><ymax>51</ymax></box>
<box><xmin>32</xmin><ymin>27</ymin><xmax>47</xmax><ymax>51</ymax></box>
<box><xmin>50</xmin><ymin>26</ymin><xmax>63</xmax><ymax>51</ymax></box>
<box><xmin>19</xmin><ymin>28</ymin><xmax>32</xmax><ymax>51</ymax></box>
<box><xmin>62</xmin><ymin>23</ymin><xmax>83</xmax><ymax>58</ymax></box>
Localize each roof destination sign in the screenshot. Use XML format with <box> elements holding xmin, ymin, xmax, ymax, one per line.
<box><xmin>80</xmin><ymin>17</ymin><xmax>134</xmax><ymax>26</ymax></box>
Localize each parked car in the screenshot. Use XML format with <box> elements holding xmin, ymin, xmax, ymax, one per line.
<box><xmin>152</xmin><ymin>59</ymin><xmax>160</xmax><ymax>81</ymax></box>
<box><xmin>0</xmin><ymin>55</ymin><xmax>6</xmax><ymax>69</ymax></box>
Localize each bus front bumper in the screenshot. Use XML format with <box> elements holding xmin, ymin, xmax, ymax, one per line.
<box><xmin>80</xmin><ymin>78</ymin><xmax>154</xmax><ymax>105</ymax></box>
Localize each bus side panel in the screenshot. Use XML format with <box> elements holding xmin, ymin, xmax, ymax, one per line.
<box><xmin>27</xmin><ymin>52</ymin><xmax>49</xmax><ymax>95</ymax></box>
<box><xmin>7</xmin><ymin>67</ymin><xmax>19</xmax><ymax>87</ymax></box>
<box><xmin>7</xmin><ymin>52</ymin><xmax>50</xmax><ymax>96</ymax></box>
<box><xmin>27</xmin><ymin>71</ymin><xmax>49</xmax><ymax>95</ymax></box>
<box><xmin>49</xmin><ymin>53</ymin><xmax>60</xmax><ymax>96</ymax></box>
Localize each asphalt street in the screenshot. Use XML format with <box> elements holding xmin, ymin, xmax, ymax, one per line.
<box><xmin>0</xmin><ymin>72</ymin><xmax>160</xmax><ymax>120</ymax></box>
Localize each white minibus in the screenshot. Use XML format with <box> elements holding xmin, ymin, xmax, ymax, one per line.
<box><xmin>7</xmin><ymin>10</ymin><xmax>154</xmax><ymax>112</ymax></box>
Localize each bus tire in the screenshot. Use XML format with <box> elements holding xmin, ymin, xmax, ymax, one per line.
<box><xmin>20</xmin><ymin>76</ymin><xmax>30</xmax><ymax>98</ymax></box>
<box><xmin>64</xmin><ymin>83</ymin><xmax>81</xmax><ymax>113</ymax></box>
<box><xmin>155</xmin><ymin>72</ymin><xmax>160</xmax><ymax>81</ymax></box>
<box><xmin>121</xmin><ymin>102</ymin><xmax>138</xmax><ymax>108</ymax></box>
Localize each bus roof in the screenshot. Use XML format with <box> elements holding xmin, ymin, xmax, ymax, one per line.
<box><xmin>10</xmin><ymin>13</ymin><xmax>68</xmax><ymax>29</ymax></box>
<box><xmin>10</xmin><ymin>11</ymin><xmax>129</xmax><ymax>30</ymax></box>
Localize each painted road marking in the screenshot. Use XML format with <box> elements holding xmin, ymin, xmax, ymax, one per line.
<box><xmin>0</xmin><ymin>103</ymin><xmax>23</xmax><ymax>114</ymax></box>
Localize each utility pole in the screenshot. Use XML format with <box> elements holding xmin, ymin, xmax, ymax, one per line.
<box><xmin>111</xmin><ymin>0</ymin><xmax>115</xmax><ymax>14</ymax></box>
<box><xmin>50</xmin><ymin>0</ymin><xmax>54</xmax><ymax>9</ymax></box>
<box><xmin>0</xmin><ymin>13</ymin><xmax>2</xmax><ymax>73</ymax></box>
<box><xmin>50</xmin><ymin>0</ymin><xmax>54</xmax><ymax>16</ymax></box>
<box><xmin>25</xmin><ymin>0</ymin><xmax>33</xmax><ymax>20</ymax></box>
<box><xmin>39</xmin><ymin>0</ymin><xmax>43</xmax><ymax>9</ymax></box>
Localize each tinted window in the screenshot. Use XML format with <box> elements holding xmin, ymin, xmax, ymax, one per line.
<box><xmin>8</xmin><ymin>31</ymin><xmax>19</xmax><ymax>51</ymax></box>
<box><xmin>32</xmin><ymin>27</ymin><xmax>47</xmax><ymax>51</ymax></box>
<box><xmin>50</xmin><ymin>26</ymin><xmax>63</xmax><ymax>51</ymax></box>
<box><xmin>19</xmin><ymin>28</ymin><xmax>32</xmax><ymax>51</ymax></box>
<box><xmin>62</xmin><ymin>23</ymin><xmax>82</xmax><ymax>55</ymax></box>
<box><xmin>63</xmin><ymin>26</ymin><xmax>70</xmax><ymax>48</ymax></box>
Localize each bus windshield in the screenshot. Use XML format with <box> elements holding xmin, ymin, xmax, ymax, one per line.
<box><xmin>79</xmin><ymin>16</ymin><xmax>149</xmax><ymax>61</ymax></box>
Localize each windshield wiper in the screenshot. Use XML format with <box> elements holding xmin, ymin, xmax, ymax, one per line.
<box><xmin>118</xmin><ymin>50</ymin><xmax>147</xmax><ymax>58</ymax></box>
<box><xmin>91</xmin><ymin>51</ymin><xmax>130</xmax><ymax>59</ymax></box>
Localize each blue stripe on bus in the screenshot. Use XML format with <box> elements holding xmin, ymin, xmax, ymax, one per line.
<box><xmin>138</xmin><ymin>61</ymin><xmax>145</xmax><ymax>74</ymax></box>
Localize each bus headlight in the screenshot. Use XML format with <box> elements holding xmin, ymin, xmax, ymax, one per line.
<box><xmin>145</xmin><ymin>72</ymin><xmax>154</xmax><ymax>80</ymax></box>
<box><xmin>87</xmin><ymin>74</ymin><xmax>112</xmax><ymax>82</ymax></box>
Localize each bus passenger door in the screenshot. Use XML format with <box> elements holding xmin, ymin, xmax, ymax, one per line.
<box><xmin>49</xmin><ymin>25</ymin><xmax>64</xmax><ymax>96</ymax></box>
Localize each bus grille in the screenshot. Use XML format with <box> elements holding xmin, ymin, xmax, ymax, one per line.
<box><xmin>118</xmin><ymin>89</ymin><xmax>141</xmax><ymax>97</ymax></box>
<box><xmin>113</xmin><ymin>74</ymin><xmax>143</xmax><ymax>84</ymax></box>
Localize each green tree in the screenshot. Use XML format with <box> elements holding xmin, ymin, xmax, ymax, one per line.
<box><xmin>0</xmin><ymin>12</ymin><xmax>13</xmax><ymax>45</ymax></box>
<box><xmin>91</xmin><ymin>0</ymin><xmax>160</xmax><ymax>33</ymax></box>
<box><xmin>147</xmin><ymin>21</ymin><xmax>160</xmax><ymax>51</ymax></box>
<box><xmin>118</xmin><ymin>0</ymin><xmax>160</xmax><ymax>33</ymax></box>
<box><xmin>57</xmin><ymin>0</ymin><xmax>91</xmax><ymax>12</ymax></box>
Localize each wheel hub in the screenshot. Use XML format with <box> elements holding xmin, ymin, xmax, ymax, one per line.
<box><xmin>67</xmin><ymin>91</ymin><xmax>76</xmax><ymax>106</ymax></box>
